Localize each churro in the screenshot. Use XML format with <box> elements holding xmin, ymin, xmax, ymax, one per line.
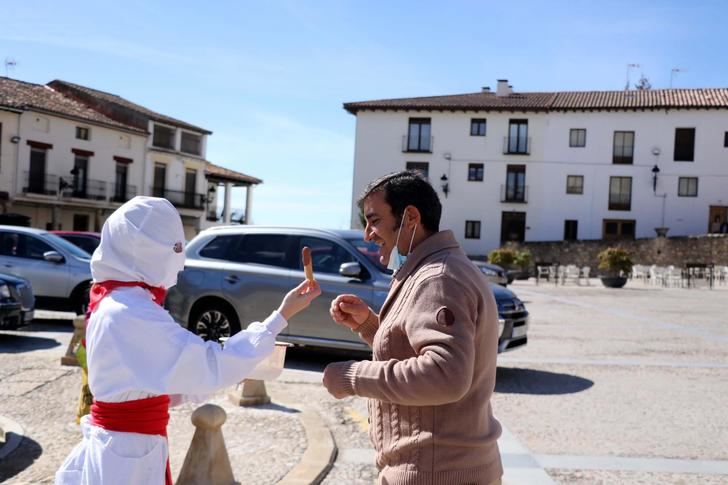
<box><xmin>302</xmin><ymin>246</ymin><xmax>315</xmax><ymax>282</ymax></box>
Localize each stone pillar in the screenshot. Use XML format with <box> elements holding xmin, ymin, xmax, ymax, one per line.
<box><xmin>222</xmin><ymin>182</ymin><xmax>232</xmax><ymax>224</ymax></box>
<box><xmin>177</xmin><ymin>404</ymin><xmax>235</xmax><ymax>485</ymax></box>
<box><xmin>244</xmin><ymin>184</ymin><xmax>254</xmax><ymax>225</ymax></box>
<box><xmin>228</xmin><ymin>379</ymin><xmax>270</xmax><ymax>406</ymax></box>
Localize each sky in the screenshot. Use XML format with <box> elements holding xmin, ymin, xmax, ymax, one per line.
<box><xmin>2</xmin><ymin>0</ymin><xmax>727</xmax><ymax>229</ymax></box>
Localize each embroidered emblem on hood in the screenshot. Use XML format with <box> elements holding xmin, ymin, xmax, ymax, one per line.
<box><xmin>436</xmin><ymin>307</ymin><xmax>455</xmax><ymax>326</ymax></box>
<box><xmin>173</xmin><ymin>242</ymin><xmax>183</xmax><ymax>253</ymax></box>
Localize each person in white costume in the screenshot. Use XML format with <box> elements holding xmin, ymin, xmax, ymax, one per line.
<box><xmin>55</xmin><ymin>196</ymin><xmax>321</xmax><ymax>485</ymax></box>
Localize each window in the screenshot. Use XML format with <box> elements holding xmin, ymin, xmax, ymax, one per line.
<box><xmin>73</xmin><ymin>214</ymin><xmax>89</xmax><ymax>231</ymax></box>
<box><xmin>199</xmin><ymin>235</ymin><xmax>237</xmax><ymax>260</ymax></box>
<box><xmin>28</xmin><ymin>147</ymin><xmax>47</xmax><ymax>194</ymax></box>
<box><xmin>468</xmin><ymin>163</ymin><xmax>484</xmax><ymax>181</ymax></box>
<box><xmin>153</xmin><ymin>124</ymin><xmax>175</xmax><ymax>149</ymax></box>
<box><xmin>569</xmin><ymin>129</ymin><xmax>586</xmax><ymax>147</ymax></box>
<box><xmin>114</xmin><ymin>163</ymin><xmax>128</xmax><ymax>202</ymax></box>
<box><xmin>231</xmin><ymin>234</ymin><xmax>294</xmax><ymax>268</ymax></box>
<box><xmin>406</xmin><ymin>162</ymin><xmax>429</xmax><ymax>180</ymax></box>
<box><xmin>470</xmin><ymin>118</ymin><xmax>486</xmax><ymax>136</ymax></box>
<box><xmin>724</xmin><ymin>132</ymin><xmax>728</xmax><ymax>147</ymax></box>
<box><xmin>603</xmin><ymin>219</ymin><xmax>635</xmax><ymax>240</ymax></box>
<box><xmin>566</xmin><ymin>175</ymin><xmax>584</xmax><ymax>194</ymax></box>
<box><xmin>181</xmin><ymin>132</ymin><xmax>202</xmax><ymax>155</ymax></box>
<box><xmin>564</xmin><ymin>220</ymin><xmax>578</xmax><ymax>241</ymax></box>
<box><xmin>185</xmin><ymin>169</ymin><xmax>197</xmax><ymax>207</ymax></box>
<box><xmin>608</xmin><ymin>176</ymin><xmax>632</xmax><ymax>211</ymax></box>
<box><xmin>406</xmin><ymin>118</ymin><xmax>431</xmax><ymax>152</ymax></box>
<box><xmin>0</xmin><ymin>232</ymin><xmax>54</xmax><ymax>259</ymax></box>
<box><xmin>504</xmin><ymin>165</ymin><xmax>526</xmax><ymax>202</ymax></box>
<box><xmin>674</xmin><ymin>128</ymin><xmax>695</xmax><ymax>161</ymax></box>
<box><xmin>678</xmin><ymin>177</ymin><xmax>698</xmax><ymax>197</ymax></box>
<box><xmin>465</xmin><ymin>220</ymin><xmax>481</xmax><ymax>239</ymax></box>
<box><xmin>152</xmin><ymin>163</ymin><xmax>166</xmax><ymax>197</ymax></box>
<box><xmin>507</xmin><ymin>119</ymin><xmax>529</xmax><ymax>154</ymax></box>
<box><xmin>299</xmin><ymin>237</ymin><xmax>356</xmax><ymax>275</ymax></box>
<box><xmin>72</xmin><ymin>155</ymin><xmax>89</xmax><ymax>197</ymax></box>
<box><xmin>613</xmin><ymin>131</ymin><xmax>635</xmax><ymax>164</ymax></box>
<box><xmin>76</xmin><ymin>126</ymin><xmax>90</xmax><ymax>140</ymax></box>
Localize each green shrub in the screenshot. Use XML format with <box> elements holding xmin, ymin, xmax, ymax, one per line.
<box><xmin>514</xmin><ymin>250</ymin><xmax>533</xmax><ymax>270</ymax></box>
<box><xmin>488</xmin><ymin>248</ymin><xmax>517</xmax><ymax>268</ymax></box>
<box><xmin>597</xmin><ymin>247</ymin><xmax>633</xmax><ymax>276</ymax></box>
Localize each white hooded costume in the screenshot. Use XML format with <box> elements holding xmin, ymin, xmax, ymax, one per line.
<box><xmin>56</xmin><ymin>197</ymin><xmax>287</xmax><ymax>485</ymax></box>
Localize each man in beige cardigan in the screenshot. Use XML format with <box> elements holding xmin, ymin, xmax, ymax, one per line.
<box><xmin>322</xmin><ymin>171</ymin><xmax>503</xmax><ymax>485</ymax></box>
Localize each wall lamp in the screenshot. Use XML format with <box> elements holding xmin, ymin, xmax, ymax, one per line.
<box><xmin>10</xmin><ymin>135</ymin><xmax>20</xmax><ymax>144</ymax></box>
<box><xmin>440</xmin><ymin>174</ymin><xmax>449</xmax><ymax>198</ymax></box>
<box><xmin>651</xmin><ymin>164</ymin><xmax>660</xmax><ymax>193</ymax></box>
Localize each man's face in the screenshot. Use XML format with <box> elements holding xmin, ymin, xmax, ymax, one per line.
<box><xmin>362</xmin><ymin>191</ymin><xmax>401</xmax><ymax>267</ymax></box>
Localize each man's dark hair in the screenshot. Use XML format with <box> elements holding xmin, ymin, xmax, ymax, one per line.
<box><xmin>357</xmin><ymin>170</ymin><xmax>442</xmax><ymax>233</ymax></box>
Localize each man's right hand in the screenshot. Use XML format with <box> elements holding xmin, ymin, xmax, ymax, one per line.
<box><xmin>330</xmin><ymin>294</ymin><xmax>371</xmax><ymax>330</ymax></box>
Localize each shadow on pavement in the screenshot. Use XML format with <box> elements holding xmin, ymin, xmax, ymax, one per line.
<box><xmin>256</xmin><ymin>402</ymin><xmax>301</xmax><ymax>414</ymax></box>
<box><xmin>0</xmin><ymin>334</ymin><xmax>61</xmax><ymax>353</ymax></box>
<box><xmin>22</xmin><ymin>320</ymin><xmax>75</xmax><ymax>333</ymax></box>
<box><xmin>0</xmin><ymin>433</ymin><xmax>43</xmax><ymax>482</ymax></box>
<box><xmin>284</xmin><ymin>347</ymin><xmax>370</xmax><ymax>373</ymax></box>
<box><xmin>495</xmin><ymin>366</ymin><xmax>594</xmax><ymax>395</ymax></box>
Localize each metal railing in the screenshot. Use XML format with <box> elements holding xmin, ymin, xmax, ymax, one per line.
<box><xmin>151</xmin><ymin>187</ymin><xmax>206</xmax><ymax>210</ymax></box>
<box><xmin>503</xmin><ymin>137</ymin><xmax>531</xmax><ymax>155</ymax></box>
<box><xmin>22</xmin><ymin>171</ymin><xmax>60</xmax><ymax>196</ymax></box>
<box><xmin>64</xmin><ymin>177</ymin><xmax>107</xmax><ymax>200</ymax></box>
<box><xmin>500</xmin><ymin>184</ymin><xmax>529</xmax><ymax>203</ymax></box>
<box><xmin>111</xmin><ymin>185</ymin><xmax>138</xmax><ymax>203</ymax></box>
<box><xmin>401</xmin><ymin>135</ymin><xmax>433</xmax><ymax>153</ymax></box>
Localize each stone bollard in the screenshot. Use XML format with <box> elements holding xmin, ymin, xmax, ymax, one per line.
<box><xmin>61</xmin><ymin>315</ymin><xmax>86</xmax><ymax>366</ymax></box>
<box><xmin>177</xmin><ymin>404</ymin><xmax>235</xmax><ymax>485</ymax></box>
<box><xmin>228</xmin><ymin>379</ymin><xmax>271</xmax><ymax>407</ymax></box>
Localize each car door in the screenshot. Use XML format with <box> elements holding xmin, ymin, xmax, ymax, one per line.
<box><xmin>287</xmin><ymin>236</ymin><xmax>373</xmax><ymax>346</ymax></box>
<box><xmin>221</xmin><ymin>233</ymin><xmax>294</xmax><ymax>334</ymax></box>
<box><xmin>0</xmin><ymin>231</ymin><xmax>70</xmax><ymax>298</ymax></box>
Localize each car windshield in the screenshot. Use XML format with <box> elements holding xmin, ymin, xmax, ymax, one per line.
<box><xmin>42</xmin><ymin>233</ymin><xmax>92</xmax><ymax>260</ymax></box>
<box><xmin>346</xmin><ymin>238</ymin><xmax>392</xmax><ymax>274</ymax></box>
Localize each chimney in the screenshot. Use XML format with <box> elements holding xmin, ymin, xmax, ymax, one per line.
<box><xmin>481</xmin><ymin>86</ymin><xmax>491</xmax><ymax>93</ymax></box>
<box><xmin>496</xmin><ymin>79</ymin><xmax>512</xmax><ymax>97</ymax></box>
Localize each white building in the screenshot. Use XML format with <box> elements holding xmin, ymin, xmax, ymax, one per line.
<box><xmin>0</xmin><ymin>78</ymin><xmax>261</xmax><ymax>239</ymax></box>
<box><xmin>345</xmin><ymin>80</ymin><xmax>728</xmax><ymax>255</ymax></box>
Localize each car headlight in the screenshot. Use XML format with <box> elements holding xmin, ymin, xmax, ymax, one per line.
<box><xmin>0</xmin><ymin>284</ymin><xmax>11</xmax><ymax>299</ymax></box>
<box><xmin>480</xmin><ymin>267</ymin><xmax>497</xmax><ymax>276</ymax></box>
<box><xmin>497</xmin><ymin>318</ymin><xmax>505</xmax><ymax>336</ymax></box>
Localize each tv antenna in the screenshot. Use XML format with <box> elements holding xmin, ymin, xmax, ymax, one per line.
<box><xmin>625</xmin><ymin>63</ymin><xmax>640</xmax><ymax>90</ymax></box>
<box><xmin>4</xmin><ymin>57</ymin><xmax>18</xmax><ymax>77</ymax></box>
<box><xmin>670</xmin><ymin>67</ymin><xmax>687</xmax><ymax>88</ymax></box>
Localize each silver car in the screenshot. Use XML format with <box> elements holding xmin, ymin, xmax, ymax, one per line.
<box><xmin>0</xmin><ymin>225</ymin><xmax>92</xmax><ymax>313</ymax></box>
<box><xmin>471</xmin><ymin>261</ymin><xmax>509</xmax><ymax>286</ymax></box>
<box><xmin>167</xmin><ymin>226</ymin><xmax>528</xmax><ymax>353</ymax></box>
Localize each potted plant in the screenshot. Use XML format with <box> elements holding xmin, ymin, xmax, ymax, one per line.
<box><xmin>488</xmin><ymin>248</ymin><xmax>532</xmax><ymax>282</ymax></box>
<box><xmin>513</xmin><ymin>250</ymin><xmax>533</xmax><ymax>280</ymax></box>
<box><xmin>597</xmin><ymin>247</ymin><xmax>633</xmax><ymax>288</ymax></box>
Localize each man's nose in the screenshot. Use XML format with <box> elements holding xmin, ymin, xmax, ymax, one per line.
<box><xmin>363</xmin><ymin>224</ymin><xmax>374</xmax><ymax>241</ymax></box>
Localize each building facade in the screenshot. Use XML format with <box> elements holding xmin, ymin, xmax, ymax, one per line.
<box><xmin>1</xmin><ymin>78</ymin><xmax>261</xmax><ymax>239</ymax></box>
<box><xmin>345</xmin><ymin>80</ymin><xmax>728</xmax><ymax>256</ymax></box>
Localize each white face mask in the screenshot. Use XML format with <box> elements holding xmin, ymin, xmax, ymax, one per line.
<box><xmin>387</xmin><ymin>210</ymin><xmax>417</xmax><ymax>273</ymax></box>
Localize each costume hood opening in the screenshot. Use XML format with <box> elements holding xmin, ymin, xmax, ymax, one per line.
<box><xmin>91</xmin><ymin>196</ymin><xmax>186</xmax><ymax>289</ymax></box>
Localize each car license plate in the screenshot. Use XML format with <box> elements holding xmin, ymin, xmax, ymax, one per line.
<box><xmin>512</xmin><ymin>324</ymin><xmax>527</xmax><ymax>338</ymax></box>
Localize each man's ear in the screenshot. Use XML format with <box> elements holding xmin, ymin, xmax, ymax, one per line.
<box><xmin>405</xmin><ymin>205</ymin><xmax>422</xmax><ymax>225</ymax></box>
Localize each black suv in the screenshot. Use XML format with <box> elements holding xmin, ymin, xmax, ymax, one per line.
<box><xmin>0</xmin><ymin>273</ymin><xmax>35</xmax><ymax>330</ymax></box>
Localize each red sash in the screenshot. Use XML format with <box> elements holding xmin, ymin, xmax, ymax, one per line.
<box><xmin>90</xmin><ymin>395</ymin><xmax>173</xmax><ymax>485</ymax></box>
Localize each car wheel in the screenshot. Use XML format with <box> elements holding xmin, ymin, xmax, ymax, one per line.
<box><xmin>72</xmin><ymin>283</ymin><xmax>91</xmax><ymax>315</ymax></box>
<box><xmin>190</xmin><ymin>304</ymin><xmax>241</xmax><ymax>342</ymax></box>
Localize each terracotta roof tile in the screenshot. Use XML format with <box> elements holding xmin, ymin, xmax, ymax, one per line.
<box><xmin>206</xmin><ymin>162</ymin><xmax>262</xmax><ymax>185</ymax></box>
<box><xmin>48</xmin><ymin>79</ymin><xmax>212</xmax><ymax>134</ymax></box>
<box><xmin>344</xmin><ymin>88</ymin><xmax>728</xmax><ymax>114</ymax></box>
<box><xmin>0</xmin><ymin>77</ymin><xmax>146</xmax><ymax>133</ymax></box>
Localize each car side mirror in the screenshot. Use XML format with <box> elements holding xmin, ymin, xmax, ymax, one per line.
<box><xmin>339</xmin><ymin>262</ymin><xmax>362</xmax><ymax>278</ymax></box>
<box><xmin>43</xmin><ymin>251</ymin><xmax>65</xmax><ymax>264</ymax></box>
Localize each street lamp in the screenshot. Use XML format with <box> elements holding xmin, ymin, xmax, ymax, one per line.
<box><xmin>440</xmin><ymin>174</ymin><xmax>449</xmax><ymax>198</ymax></box>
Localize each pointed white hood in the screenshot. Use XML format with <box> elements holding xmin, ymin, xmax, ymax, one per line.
<box><xmin>91</xmin><ymin>196</ymin><xmax>186</xmax><ymax>289</ymax></box>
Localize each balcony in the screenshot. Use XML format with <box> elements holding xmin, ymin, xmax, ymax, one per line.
<box><xmin>402</xmin><ymin>135</ymin><xmax>433</xmax><ymax>153</ymax></box>
<box><xmin>22</xmin><ymin>171</ymin><xmax>139</xmax><ymax>204</ymax></box>
<box><xmin>503</xmin><ymin>137</ymin><xmax>531</xmax><ymax>155</ymax></box>
<box><xmin>64</xmin><ymin>177</ymin><xmax>107</xmax><ymax>201</ymax></box>
<box><xmin>500</xmin><ymin>184</ymin><xmax>529</xmax><ymax>203</ymax></box>
<box><xmin>152</xmin><ymin>187</ymin><xmax>205</xmax><ymax>210</ymax></box>
<box><xmin>111</xmin><ymin>185</ymin><xmax>138</xmax><ymax>203</ymax></box>
<box><xmin>22</xmin><ymin>171</ymin><xmax>60</xmax><ymax>196</ymax></box>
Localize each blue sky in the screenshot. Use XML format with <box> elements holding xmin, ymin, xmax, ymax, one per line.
<box><xmin>2</xmin><ymin>0</ymin><xmax>726</xmax><ymax>228</ymax></box>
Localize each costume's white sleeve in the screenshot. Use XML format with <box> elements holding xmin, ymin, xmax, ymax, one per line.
<box><xmin>87</xmin><ymin>293</ymin><xmax>287</xmax><ymax>401</ymax></box>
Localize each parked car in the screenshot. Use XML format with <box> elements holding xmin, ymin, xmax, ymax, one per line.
<box><xmin>0</xmin><ymin>226</ymin><xmax>92</xmax><ymax>313</ymax></box>
<box><xmin>0</xmin><ymin>272</ymin><xmax>35</xmax><ymax>330</ymax></box>
<box><xmin>471</xmin><ymin>260</ymin><xmax>509</xmax><ymax>286</ymax></box>
<box><xmin>167</xmin><ymin>226</ymin><xmax>528</xmax><ymax>353</ymax></box>
<box><xmin>51</xmin><ymin>231</ymin><xmax>101</xmax><ymax>256</ymax></box>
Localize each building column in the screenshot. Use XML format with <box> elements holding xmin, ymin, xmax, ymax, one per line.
<box><xmin>223</xmin><ymin>182</ymin><xmax>232</xmax><ymax>224</ymax></box>
<box><xmin>245</xmin><ymin>185</ymin><xmax>254</xmax><ymax>225</ymax></box>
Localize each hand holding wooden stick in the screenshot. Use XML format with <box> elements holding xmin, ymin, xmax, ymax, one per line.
<box><xmin>302</xmin><ymin>246</ymin><xmax>315</xmax><ymax>282</ymax></box>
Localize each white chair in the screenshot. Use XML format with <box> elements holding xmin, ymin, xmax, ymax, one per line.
<box><xmin>562</xmin><ymin>265</ymin><xmax>581</xmax><ymax>285</ymax></box>
<box><xmin>536</xmin><ymin>265</ymin><xmax>551</xmax><ymax>285</ymax></box>
<box><xmin>579</xmin><ymin>266</ymin><xmax>591</xmax><ymax>286</ymax></box>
